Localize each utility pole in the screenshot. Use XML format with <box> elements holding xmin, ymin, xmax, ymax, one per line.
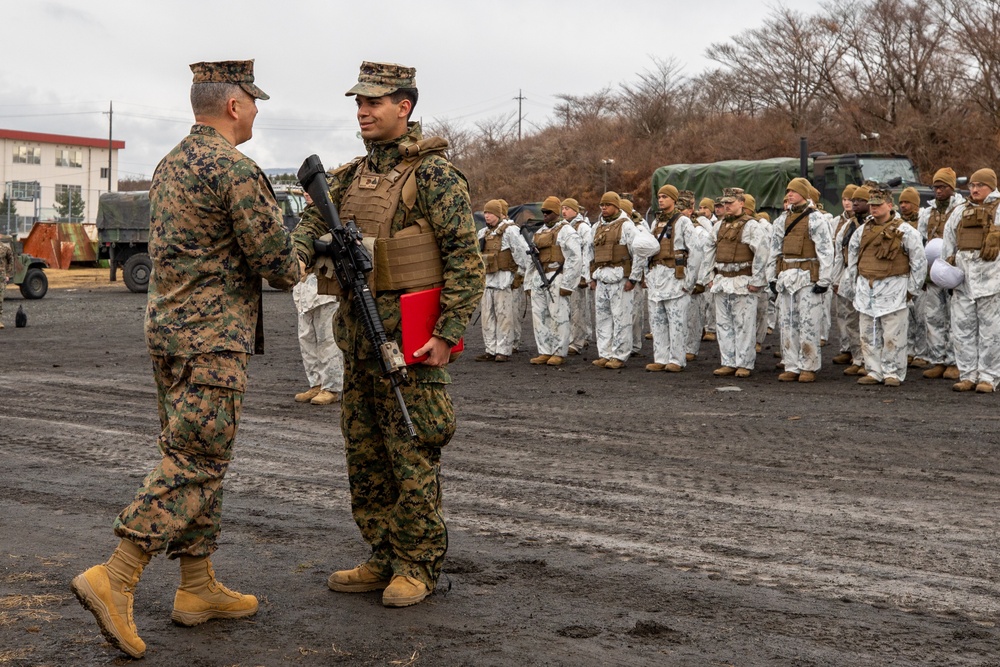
<box><xmin>105</xmin><ymin>101</ymin><xmax>113</xmax><ymax>192</ymax></box>
<box><xmin>514</xmin><ymin>89</ymin><xmax>525</xmax><ymax>141</ymax></box>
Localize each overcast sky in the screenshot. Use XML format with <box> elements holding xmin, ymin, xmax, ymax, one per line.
<box><xmin>2</xmin><ymin>0</ymin><xmax>825</xmax><ymax>180</ymax></box>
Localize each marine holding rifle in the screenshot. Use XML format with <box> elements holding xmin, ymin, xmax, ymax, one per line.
<box><xmin>292</xmin><ymin>61</ymin><xmax>484</xmax><ymax>607</ymax></box>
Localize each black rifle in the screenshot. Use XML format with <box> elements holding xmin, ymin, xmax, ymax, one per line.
<box><xmin>521</xmin><ymin>225</ymin><xmax>556</xmax><ymax>292</ymax></box>
<box><xmin>297</xmin><ymin>154</ymin><xmax>416</xmax><ymax>439</ymax></box>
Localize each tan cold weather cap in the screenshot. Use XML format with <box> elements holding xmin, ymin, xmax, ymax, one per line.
<box><xmin>700</xmin><ymin>197</ymin><xmax>715</xmax><ymax>210</ymax></box>
<box><xmin>743</xmin><ymin>193</ymin><xmax>757</xmax><ymax>213</ymax></box>
<box><xmin>841</xmin><ymin>184</ymin><xmax>857</xmax><ymax>200</ymax></box>
<box><xmin>758</xmin><ymin>212</ymin><xmax>771</xmax><ymax>222</ymax></box>
<box><xmin>541</xmin><ymin>196</ymin><xmax>562</xmax><ymax>213</ymax></box>
<box><xmin>620</xmin><ymin>199</ymin><xmax>635</xmax><ymax>216</ymax></box>
<box><xmin>600</xmin><ymin>191</ymin><xmax>621</xmax><ymax>208</ymax></box>
<box><xmin>561</xmin><ymin>198</ymin><xmax>580</xmax><ymax>213</ymax></box>
<box><xmin>932</xmin><ymin>167</ymin><xmax>957</xmax><ymax>188</ymax></box>
<box><xmin>345</xmin><ymin>61</ymin><xmax>416</xmax><ymax>97</ymax></box>
<box><xmin>898</xmin><ymin>187</ymin><xmax>920</xmax><ymax>207</ymax></box>
<box><xmin>190</xmin><ymin>60</ymin><xmax>269</xmax><ymax>100</ymax></box>
<box><xmin>786</xmin><ymin>177</ymin><xmax>811</xmax><ymax>200</ymax></box>
<box><xmin>657</xmin><ymin>184</ymin><xmax>679</xmax><ymax>201</ymax></box>
<box><xmin>498</xmin><ymin>199</ymin><xmax>509</xmax><ymax>218</ymax></box>
<box><xmin>852</xmin><ymin>185</ymin><xmax>872</xmax><ymax>201</ymax></box>
<box><xmin>483</xmin><ymin>200</ymin><xmax>503</xmax><ymax>218</ymax></box>
<box><xmin>970</xmin><ymin>168</ymin><xmax>998</xmax><ymax>191</ymax></box>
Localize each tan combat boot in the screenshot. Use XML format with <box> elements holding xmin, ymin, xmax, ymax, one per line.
<box><xmin>645</xmin><ymin>363</ymin><xmax>665</xmax><ymax>372</ymax></box>
<box><xmin>530</xmin><ymin>354</ymin><xmax>552</xmax><ymax>365</ymax></box>
<box><xmin>382</xmin><ymin>574</ymin><xmax>430</xmax><ymax>608</ymax></box>
<box><xmin>664</xmin><ymin>363</ymin><xmax>682</xmax><ymax>372</ymax></box>
<box><xmin>713</xmin><ymin>366</ymin><xmax>736</xmax><ymax>376</ymax></box>
<box><xmin>922</xmin><ymin>364</ymin><xmax>946</xmax><ymax>379</ymax></box>
<box><xmin>605</xmin><ymin>358</ymin><xmax>625</xmax><ymax>369</ymax></box>
<box><xmin>592</xmin><ymin>358</ymin><xmax>609</xmax><ymax>367</ymax></box>
<box><xmin>943</xmin><ymin>365</ymin><xmax>961</xmax><ymax>380</ymax></box>
<box><xmin>171</xmin><ymin>556</ymin><xmax>258</xmax><ymax>627</ymax></box>
<box><xmin>327</xmin><ymin>562</ymin><xmax>391</xmax><ymax>592</ymax></box>
<box><xmin>778</xmin><ymin>371</ymin><xmax>800</xmax><ymax>382</ymax></box>
<box><xmin>310</xmin><ymin>389</ymin><xmax>340</xmax><ymax>405</ymax></box>
<box><xmin>831</xmin><ymin>352</ymin><xmax>852</xmax><ymax>365</ymax></box>
<box><xmin>735</xmin><ymin>367</ymin><xmax>751</xmax><ymax>378</ymax></box>
<box><xmin>685</xmin><ymin>353</ymin><xmax>697</xmax><ymax>362</ymax></box>
<box><xmin>797</xmin><ymin>371</ymin><xmax>816</xmax><ymax>383</ymax></box>
<box><xmin>295</xmin><ymin>386</ymin><xmax>322</xmax><ymax>402</ymax></box>
<box><xmin>546</xmin><ymin>355</ymin><xmax>565</xmax><ymax>366</ymax></box>
<box><xmin>71</xmin><ymin>539</ymin><xmax>151</xmax><ymax>659</ymax></box>
<box><xmin>976</xmin><ymin>381</ymin><xmax>995</xmax><ymax>393</ymax></box>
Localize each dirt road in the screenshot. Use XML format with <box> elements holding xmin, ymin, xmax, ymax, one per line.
<box><xmin>2</xmin><ymin>279</ymin><xmax>999</xmax><ymax>666</ymax></box>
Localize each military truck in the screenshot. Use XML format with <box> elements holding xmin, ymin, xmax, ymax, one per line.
<box><xmin>650</xmin><ymin>152</ymin><xmax>933</xmax><ymax>220</ymax></box>
<box><xmin>1</xmin><ymin>235</ymin><xmax>48</xmax><ymax>299</ymax></box>
<box><xmin>97</xmin><ymin>188</ymin><xmax>304</xmax><ymax>293</ymax></box>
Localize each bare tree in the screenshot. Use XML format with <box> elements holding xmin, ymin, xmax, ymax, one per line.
<box><xmin>618</xmin><ymin>56</ymin><xmax>686</xmax><ymax>136</ymax></box>
<box><xmin>946</xmin><ymin>0</ymin><xmax>1000</xmax><ymax>128</ymax></box>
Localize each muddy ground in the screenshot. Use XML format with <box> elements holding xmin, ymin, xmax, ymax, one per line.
<box><xmin>2</xmin><ymin>272</ymin><xmax>1000</xmax><ymax>666</ymax></box>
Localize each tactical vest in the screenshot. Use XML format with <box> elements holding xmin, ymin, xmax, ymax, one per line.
<box><xmin>715</xmin><ymin>215</ymin><xmax>754</xmax><ymax>274</ymax></box>
<box><xmin>837</xmin><ymin>215</ymin><xmax>859</xmax><ymax>267</ymax></box>
<box><xmin>320</xmin><ymin>138</ymin><xmax>448</xmax><ymax>296</ymax></box>
<box><xmin>857</xmin><ymin>218</ymin><xmax>910</xmax><ymax>283</ymax></box>
<box><xmin>482</xmin><ymin>221</ymin><xmax>518</xmax><ymax>274</ymax></box>
<box><xmin>926</xmin><ymin>204</ymin><xmax>951</xmax><ymax>241</ymax></box>
<box><xmin>956</xmin><ymin>199</ymin><xmax>1000</xmax><ymax>251</ymax></box>
<box><xmin>535</xmin><ymin>221</ymin><xmax>567</xmax><ymax>265</ymax></box>
<box><xmin>777</xmin><ymin>209</ymin><xmax>819</xmax><ymax>281</ymax></box>
<box><xmin>648</xmin><ymin>215</ymin><xmax>686</xmax><ymax>278</ymax></box>
<box><xmin>591</xmin><ymin>217</ymin><xmax>632</xmax><ymax>275</ymax></box>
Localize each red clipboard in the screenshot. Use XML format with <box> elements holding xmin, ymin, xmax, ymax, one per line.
<box><xmin>399</xmin><ymin>287</ymin><xmax>464</xmax><ymax>365</ymax></box>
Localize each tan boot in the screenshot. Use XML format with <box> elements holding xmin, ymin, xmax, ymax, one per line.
<box><xmin>883</xmin><ymin>377</ymin><xmax>901</xmax><ymax>387</ymax></box>
<box><xmin>310</xmin><ymin>389</ymin><xmax>340</xmax><ymax>405</ymax></box>
<box><xmin>922</xmin><ymin>364</ymin><xmax>946</xmax><ymax>379</ymax></box>
<box><xmin>910</xmin><ymin>357</ymin><xmax>930</xmax><ymax>369</ymax></box>
<box><xmin>546</xmin><ymin>355</ymin><xmax>565</xmax><ymax>366</ymax></box>
<box><xmin>685</xmin><ymin>353</ymin><xmax>696</xmax><ymax>362</ymax></box>
<box><xmin>295</xmin><ymin>385</ymin><xmax>322</xmax><ymax>402</ymax></box>
<box><xmin>857</xmin><ymin>375</ymin><xmax>881</xmax><ymax>385</ymax></box>
<box><xmin>778</xmin><ymin>371</ymin><xmax>799</xmax><ymax>382</ymax></box>
<box><xmin>713</xmin><ymin>366</ymin><xmax>736</xmax><ymax>376</ymax></box>
<box><xmin>735</xmin><ymin>367</ymin><xmax>751</xmax><ymax>378</ymax></box>
<box><xmin>645</xmin><ymin>363</ymin><xmax>665</xmax><ymax>372</ymax></box>
<box><xmin>843</xmin><ymin>365</ymin><xmax>861</xmax><ymax>376</ymax></box>
<box><xmin>702</xmin><ymin>331</ymin><xmax>716</xmax><ymax>341</ymax></box>
<box><xmin>831</xmin><ymin>352</ymin><xmax>852</xmax><ymax>365</ymax></box>
<box><xmin>664</xmin><ymin>363</ymin><xmax>682</xmax><ymax>372</ymax></box>
<box><xmin>976</xmin><ymin>381</ymin><xmax>995</xmax><ymax>393</ymax></box>
<box><xmin>382</xmin><ymin>574</ymin><xmax>430</xmax><ymax>608</ymax></box>
<box><xmin>953</xmin><ymin>380</ymin><xmax>976</xmax><ymax>392</ymax></box>
<box><xmin>71</xmin><ymin>539</ymin><xmax>151</xmax><ymax>659</ymax></box>
<box><xmin>592</xmin><ymin>358</ymin><xmax>609</xmax><ymax>367</ymax></box>
<box><xmin>530</xmin><ymin>354</ymin><xmax>552</xmax><ymax>365</ymax></box>
<box><xmin>171</xmin><ymin>556</ymin><xmax>258</xmax><ymax>627</ymax></box>
<box><xmin>327</xmin><ymin>562</ymin><xmax>391</xmax><ymax>593</ymax></box>
<box><xmin>605</xmin><ymin>358</ymin><xmax>625</xmax><ymax>369</ymax></box>
<box><xmin>944</xmin><ymin>365</ymin><xmax>960</xmax><ymax>380</ymax></box>
<box><xmin>798</xmin><ymin>371</ymin><xmax>816</xmax><ymax>383</ymax></box>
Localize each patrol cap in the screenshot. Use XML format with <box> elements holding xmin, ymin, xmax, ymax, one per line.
<box><xmin>600</xmin><ymin>191</ymin><xmax>621</xmax><ymax>208</ymax></box>
<box><xmin>346</xmin><ymin>61</ymin><xmax>417</xmax><ymax>97</ymax></box>
<box><xmin>970</xmin><ymin>168</ymin><xmax>998</xmax><ymax>191</ymax></box>
<box><xmin>898</xmin><ymin>187</ymin><xmax>920</xmax><ymax>207</ymax></box>
<box><xmin>657</xmin><ymin>184</ymin><xmax>679</xmax><ymax>201</ymax></box>
<box><xmin>932</xmin><ymin>167</ymin><xmax>957</xmax><ymax>188</ymax></box>
<box><xmin>719</xmin><ymin>187</ymin><xmax>745</xmax><ymax>204</ymax></box>
<box><xmin>868</xmin><ymin>184</ymin><xmax>893</xmax><ymax>205</ymax></box>
<box><xmin>841</xmin><ymin>184</ymin><xmax>857</xmax><ymax>200</ymax></box>
<box><xmin>561</xmin><ymin>198</ymin><xmax>581</xmax><ymax>213</ymax></box>
<box><xmin>678</xmin><ymin>190</ymin><xmax>695</xmax><ymax>209</ymax></box>
<box><xmin>483</xmin><ymin>200</ymin><xmax>503</xmax><ymax>218</ymax></box>
<box><xmin>190</xmin><ymin>60</ymin><xmax>269</xmax><ymax>100</ymax></box>
<box><xmin>541</xmin><ymin>196</ymin><xmax>562</xmax><ymax>213</ymax></box>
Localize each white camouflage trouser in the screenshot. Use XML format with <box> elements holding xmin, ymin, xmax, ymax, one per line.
<box><xmin>511</xmin><ymin>287</ymin><xmax>526</xmax><ymax>350</ymax></box>
<box><xmin>778</xmin><ymin>285</ymin><xmax>825</xmax><ymax>374</ymax></box>
<box><xmin>686</xmin><ymin>291</ymin><xmax>707</xmax><ymax>356</ymax></box>
<box><xmin>595</xmin><ymin>281</ymin><xmax>634</xmax><ymax>362</ymax></box>
<box><xmin>569</xmin><ymin>283</ymin><xmax>592</xmax><ymax>350</ymax></box>
<box><xmin>918</xmin><ymin>285</ymin><xmax>954</xmax><ymax>366</ymax></box>
<box><xmin>650</xmin><ymin>294</ymin><xmax>691</xmax><ymax>366</ymax></box>
<box><xmin>531</xmin><ymin>288</ymin><xmax>571</xmax><ymax>357</ymax></box>
<box><xmin>715</xmin><ymin>293</ymin><xmax>758</xmax><ymax>370</ymax></box>
<box><xmin>950</xmin><ymin>290</ymin><xmax>1000</xmax><ymax>384</ymax></box>
<box><xmin>907</xmin><ymin>298</ymin><xmax>928</xmax><ymax>361</ymax></box>
<box><xmin>481</xmin><ymin>287</ymin><xmax>515</xmax><ymax>356</ymax></box>
<box><xmin>767</xmin><ymin>295</ymin><xmax>777</xmax><ymax>331</ymax></box>
<box><xmin>859</xmin><ymin>308</ymin><xmax>908</xmax><ymax>382</ymax></box>
<box><xmin>820</xmin><ymin>289</ymin><xmax>833</xmax><ymax>342</ymax></box>
<box><xmin>704</xmin><ymin>292</ymin><xmax>717</xmax><ymax>333</ymax></box>
<box><xmin>298</xmin><ymin>300</ymin><xmax>344</xmax><ymax>392</ymax></box>
<box><xmin>834</xmin><ymin>293</ymin><xmax>862</xmax><ymax>364</ymax></box>
<box><xmin>632</xmin><ymin>284</ymin><xmax>646</xmax><ymax>353</ymax></box>
<box><xmin>756</xmin><ymin>292</ymin><xmax>770</xmax><ymax>345</ymax></box>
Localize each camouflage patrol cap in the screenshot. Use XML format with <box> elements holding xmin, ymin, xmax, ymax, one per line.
<box><xmin>346</xmin><ymin>61</ymin><xmax>417</xmax><ymax>97</ymax></box>
<box><xmin>190</xmin><ymin>60</ymin><xmax>269</xmax><ymax>100</ymax></box>
<box><xmin>868</xmin><ymin>184</ymin><xmax>893</xmax><ymax>205</ymax></box>
<box><xmin>719</xmin><ymin>187</ymin><xmax>745</xmax><ymax>204</ymax></box>
<box><xmin>678</xmin><ymin>189</ymin><xmax>695</xmax><ymax>203</ymax></box>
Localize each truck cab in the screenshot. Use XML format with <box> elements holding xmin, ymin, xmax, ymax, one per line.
<box><xmin>1</xmin><ymin>235</ymin><xmax>48</xmax><ymax>299</ymax></box>
<box><xmin>811</xmin><ymin>153</ymin><xmax>932</xmax><ymax>215</ymax></box>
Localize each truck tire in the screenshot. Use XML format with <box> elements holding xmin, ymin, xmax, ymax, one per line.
<box><xmin>123</xmin><ymin>254</ymin><xmax>152</xmax><ymax>293</ymax></box>
<box><xmin>19</xmin><ymin>268</ymin><xmax>48</xmax><ymax>299</ymax></box>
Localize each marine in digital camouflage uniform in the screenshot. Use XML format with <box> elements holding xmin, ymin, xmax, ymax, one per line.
<box><xmin>293</xmin><ymin>61</ymin><xmax>484</xmax><ymax>606</ymax></box>
<box><xmin>0</xmin><ymin>237</ymin><xmax>13</xmax><ymax>328</ymax></box>
<box><xmin>71</xmin><ymin>60</ymin><xmax>298</xmax><ymax>660</ymax></box>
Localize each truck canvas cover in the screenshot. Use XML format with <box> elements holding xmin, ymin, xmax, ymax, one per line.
<box><xmin>651</xmin><ymin>158</ymin><xmax>807</xmax><ymax>215</ymax></box>
<box><xmin>96</xmin><ymin>191</ymin><xmax>150</xmax><ymax>244</ymax></box>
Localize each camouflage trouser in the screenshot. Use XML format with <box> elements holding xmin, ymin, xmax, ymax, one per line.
<box><xmin>595</xmin><ymin>281</ymin><xmax>633</xmax><ymax>362</ymax></box>
<box><xmin>569</xmin><ymin>284</ymin><xmax>592</xmax><ymax>350</ymax></box>
<box><xmin>918</xmin><ymin>285</ymin><xmax>953</xmax><ymax>366</ymax></box>
<box><xmin>341</xmin><ymin>356</ymin><xmax>455</xmax><ymax>590</ymax></box>
<box><xmin>715</xmin><ymin>293</ymin><xmax>757</xmax><ymax>369</ymax></box>
<box><xmin>114</xmin><ymin>351</ymin><xmax>247</xmax><ymax>558</ymax></box>
<box><xmin>704</xmin><ymin>292</ymin><xmax>717</xmax><ymax>333</ymax></box>
<box><xmin>767</xmin><ymin>294</ymin><xmax>778</xmax><ymax>330</ymax></box>
<box><xmin>299</xmin><ymin>301</ymin><xmax>344</xmax><ymax>391</ymax></box>
<box><xmin>632</xmin><ymin>285</ymin><xmax>646</xmax><ymax>353</ymax></box>
<box><xmin>778</xmin><ymin>286</ymin><xmax>824</xmax><ymax>374</ymax></box>
<box><xmin>950</xmin><ymin>290</ymin><xmax>1000</xmax><ymax>384</ymax></box>
<box><xmin>649</xmin><ymin>294</ymin><xmax>691</xmax><ymax>366</ymax></box>
<box><xmin>0</xmin><ymin>278</ymin><xmax>6</xmax><ymax>319</ymax></box>
<box><xmin>859</xmin><ymin>308</ymin><xmax>908</xmax><ymax>382</ymax></box>
<box><xmin>482</xmin><ymin>287</ymin><xmax>515</xmax><ymax>356</ymax></box>
<box><xmin>756</xmin><ymin>292</ymin><xmax>770</xmax><ymax>345</ymax></box>
<box><xmin>511</xmin><ymin>288</ymin><xmax>526</xmax><ymax>350</ymax></box>
<box><xmin>907</xmin><ymin>297</ymin><xmax>928</xmax><ymax>360</ymax></box>
<box><xmin>686</xmin><ymin>291</ymin><xmax>707</xmax><ymax>356</ymax></box>
<box><xmin>530</xmin><ymin>288</ymin><xmax>571</xmax><ymax>356</ymax></box>
<box><xmin>834</xmin><ymin>293</ymin><xmax>862</xmax><ymax>364</ymax></box>
<box><xmin>820</xmin><ymin>289</ymin><xmax>833</xmax><ymax>341</ymax></box>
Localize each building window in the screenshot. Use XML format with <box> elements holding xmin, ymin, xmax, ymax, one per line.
<box><xmin>13</xmin><ymin>145</ymin><xmax>41</xmax><ymax>165</ymax></box>
<box><xmin>56</xmin><ymin>149</ymin><xmax>83</xmax><ymax>168</ymax></box>
<box><xmin>10</xmin><ymin>181</ymin><xmax>40</xmax><ymax>200</ymax></box>
<box><xmin>100</xmin><ymin>167</ymin><xmax>110</xmax><ymax>179</ymax></box>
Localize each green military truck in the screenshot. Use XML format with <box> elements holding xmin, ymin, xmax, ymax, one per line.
<box><xmin>651</xmin><ymin>152</ymin><xmax>934</xmax><ymax>220</ymax></box>
<box><xmin>97</xmin><ymin>188</ymin><xmax>306</xmax><ymax>293</ymax></box>
<box><xmin>0</xmin><ymin>234</ymin><xmax>48</xmax><ymax>299</ymax></box>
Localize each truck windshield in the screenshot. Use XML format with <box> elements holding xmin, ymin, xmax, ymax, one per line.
<box><xmin>858</xmin><ymin>157</ymin><xmax>920</xmax><ymax>184</ymax></box>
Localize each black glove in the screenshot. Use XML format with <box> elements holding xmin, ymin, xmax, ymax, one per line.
<box><xmin>812</xmin><ymin>283</ymin><xmax>829</xmax><ymax>294</ymax></box>
<box><xmin>769</xmin><ymin>281</ymin><xmax>778</xmax><ymax>296</ymax></box>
